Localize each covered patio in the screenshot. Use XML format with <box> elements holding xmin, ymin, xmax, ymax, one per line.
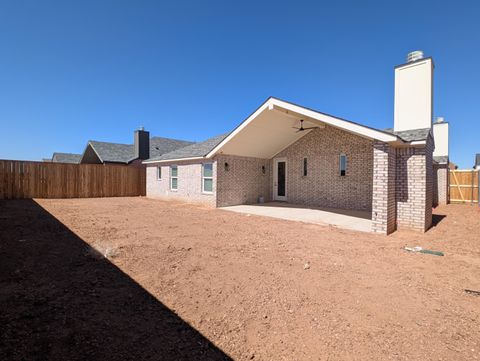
<box><xmin>210</xmin><ymin>98</ymin><xmax>402</xmax><ymax>234</ymax></box>
<box><xmin>220</xmin><ymin>202</ymin><xmax>372</xmax><ymax>233</ymax></box>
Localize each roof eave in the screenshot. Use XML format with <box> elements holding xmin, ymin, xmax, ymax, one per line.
<box><xmin>206</xmin><ymin>97</ymin><xmax>401</xmax><ymax>158</ymax></box>
<box><xmin>143</xmin><ymin>156</ymin><xmax>208</xmax><ymax>164</ymax></box>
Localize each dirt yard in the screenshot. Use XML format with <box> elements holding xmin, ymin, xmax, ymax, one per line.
<box><xmin>1</xmin><ymin>197</ymin><xmax>479</xmax><ymax>360</ymax></box>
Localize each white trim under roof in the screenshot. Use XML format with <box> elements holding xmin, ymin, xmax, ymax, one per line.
<box><xmin>206</xmin><ymin>97</ymin><xmax>401</xmax><ymax>158</ymax></box>
<box><xmin>143</xmin><ymin>156</ymin><xmax>205</xmax><ymax>164</ymax></box>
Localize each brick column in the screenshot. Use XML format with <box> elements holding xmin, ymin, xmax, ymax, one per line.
<box><xmin>435</xmin><ymin>164</ymin><xmax>449</xmax><ymax>205</ymax></box>
<box><xmin>371</xmin><ymin>142</ymin><xmax>396</xmax><ymax>234</ymax></box>
<box><xmin>395</xmin><ymin>138</ymin><xmax>434</xmax><ymax>232</ymax></box>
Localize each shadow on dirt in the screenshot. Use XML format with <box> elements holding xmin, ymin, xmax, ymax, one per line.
<box><xmin>431</xmin><ymin>214</ymin><xmax>447</xmax><ymax>227</ymax></box>
<box><xmin>0</xmin><ymin>199</ymin><xmax>231</xmax><ymax>361</ymax></box>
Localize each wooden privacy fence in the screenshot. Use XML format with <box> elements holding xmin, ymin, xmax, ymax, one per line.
<box><xmin>0</xmin><ymin>160</ymin><xmax>146</xmax><ymax>199</ymax></box>
<box><xmin>449</xmin><ymin>169</ymin><xmax>479</xmax><ymax>204</ymax></box>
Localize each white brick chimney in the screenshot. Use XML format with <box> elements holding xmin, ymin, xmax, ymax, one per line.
<box><xmin>433</xmin><ymin>117</ymin><xmax>449</xmax><ymax>158</ymax></box>
<box><xmin>394</xmin><ymin>51</ymin><xmax>434</xmax><ymax>132</ymax></box>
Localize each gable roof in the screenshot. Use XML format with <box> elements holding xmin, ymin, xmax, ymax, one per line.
<box><xmin>144</xmin><ymin>133</ymin><xmax>229</xmax><ymax>163</ymax></box>
<box><xmin>87</xmin><ymin>141</ymin><xmax>134</xmax><ymax>163</ymax></box>
<box><xmin>205</xmin><ymin>97</ymin><xmax>403</xmax><ymax>159</ymax></box>
<box><xmin>52</xmin><ymin>152</ymin><xmax>82</xmax><ymax>164</ymax></box>
<box><xmin>143</xmin><ymin>97</ymin><xmax>435</xmax><ymax>164</ymax></box>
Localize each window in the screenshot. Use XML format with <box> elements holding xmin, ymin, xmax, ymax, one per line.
<box><xmin>156</xmin><ymin>166</ymin><xmax>162</xmax><ymax>180</ymax></box>
<box><xmin>303</xmin><ymin>158</ymin><xmax>308</xmax><ymax>176</ymax></box>
<box><xmin>340</xmin><ymin>154</ymin><xmax>347</xmax><ymax>176</ymax></box>
<box><xmin>170</xmin><ymin>165</ymin><xmax>178</xmax><ymax>190</ymax></box>
<box><xmin>202</xmin><ymin>163</ymin><xmax>213</xmax><ymax>193</ymax></box>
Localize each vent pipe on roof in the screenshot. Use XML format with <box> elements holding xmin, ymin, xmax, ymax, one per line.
<box><xmin>407</xmin><ymin>50</ymin><xmax>424</xmax><ymax>63</ymax></box>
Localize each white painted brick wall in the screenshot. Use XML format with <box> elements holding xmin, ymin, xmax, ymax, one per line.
<box><xmin>146</xmin><ymin>161</ymin><xmax>217</xmax><ymax>206</ymax></box>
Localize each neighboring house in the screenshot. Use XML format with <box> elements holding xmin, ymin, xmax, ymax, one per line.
<box><xmin>51</xmin><ymin>152</ymin><xmax>82</xmax><ymax>164</ymax></box>
<box><xmin>144</xmin><ymin>52</ymin><xmax>449</xmax><ymax>235</ymax></box>
<box><xmin>80</xmin><ymin>128</ymin><xmax>194</xmax><ymax>166</ymax></box>
<box><xmin>475</xmin><ymin>154</ymin><xmax>480</xmax><ymax>170</ymax></box>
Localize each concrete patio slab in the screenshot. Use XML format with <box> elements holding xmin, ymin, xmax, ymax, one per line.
<box><xmin>221</xmin><ymin>202</ymin><xmax>372</xmax><ymax>232</ymax></box>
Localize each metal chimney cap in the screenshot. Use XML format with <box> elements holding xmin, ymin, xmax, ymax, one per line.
<box><xmin>435</xmin><ymin>117</ymin><xmax>445</xmax><ymax>123</ymax></box>
<box><xmin>407</xmin><ymin>50</ymin><xmax>424</xmax><ymax>63</ymax></box>
<box><xmin>138</xmin><ymin>126</ymin><xmax>145</xmax><ymax>131</ymax></box>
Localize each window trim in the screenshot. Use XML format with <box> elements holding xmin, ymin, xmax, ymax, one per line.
<box><xmin>170</xmin><ymin>165</ymin><xmax>178</xmax><ymax>191</ymax></box>
<box><xmin>156</xmin><ymin>166</ymin><xmax>162</xmax><ymax>180</ymax></box>
<box><xmin>339</xmin><ymin>154</ymin><xmax>347</xmax><ymax>177</ymax></box>
<box><xmin>202</xmin><ymin>163</ymin><xmax>213</xmax><ymax>194</ymax></box>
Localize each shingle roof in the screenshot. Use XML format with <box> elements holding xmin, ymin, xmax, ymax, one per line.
<box><xmin>146</xmin><ymin>127</ymin><xmax>429</xmax><ymax>163</ymax></box>
<box><xmin>433</xmin><ymin>156</ymin><xmax>449</xmax><ymax>164</ymax></box>
<box><xmin>383</xmin><ymin>128</ymin><xmax>431</xmax><ymax>142</ymax></box>
<box><xmin>149</xmin><ymin>137</ymin><xmax>195</xmax><ymax>159</ymax></box>
<box><xmin>89</xmin><ymin>141</ymin><xmax>134</xmax><ymax>163</ymax></box>
<box><xmin>146</xmin><ymin>133</ymin><xmax>230</xmax><ymax>162</ymax></box>
<box><xmin>476</xmin><ymin>154</ymin><xmax>480</xmax><ymax>167</ymax></box>
<box><xmin>52</xmin><ymin>152</ymin><xmax>82</xmax><ymax>164</ymax></box>
<box><xmin>88</xmin><ymin>137</ymin><xmax>195</xmax><ymax>163</ymax></box>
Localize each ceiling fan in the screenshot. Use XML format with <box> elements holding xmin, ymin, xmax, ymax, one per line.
<box><xmin>292</xmin><ymin>119</ymin><xmax>318</xmax><ymax>133</ymax></box>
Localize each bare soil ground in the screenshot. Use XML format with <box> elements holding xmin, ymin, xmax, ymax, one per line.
<box><xmin>1</xmin><ymin>197</ymin><xmax>479</xmax><ymax>361</ymax></box>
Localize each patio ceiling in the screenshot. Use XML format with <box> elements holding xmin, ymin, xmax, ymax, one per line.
<box><xmin>208</xmin><ymin>97</ymin><xmax>401</xmax><ymax>159</ymax></box>
<box><xmin>215</xmin><ymin>106</ymin><xmax>322</xmax><ymax>159</ymax></box>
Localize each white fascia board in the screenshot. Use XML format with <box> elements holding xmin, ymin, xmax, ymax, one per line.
<box><xmin>206</xmin><ymin>98</ymin><xmax>400</xmax><ymax>158</ymax></box>
<box><xmin>142</xmin><ymin>156</ymin><xmax>206</xmax><ymax>165</ymax></box>
<box><xmin>409</xmin><ymin>140</ymin><xmax>427</xmax><ymax>146</ymax></box>
<box><xmin>269</xmin><ymin>99</ymin><xmax>399</xmax><ymax>143</ymax></box>
<box><xmin>393</xmin><ymin>140</ymin><xmax>427</xmax><ymax>149</ymax></box>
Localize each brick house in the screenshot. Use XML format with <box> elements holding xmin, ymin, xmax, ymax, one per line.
<box><xmin>144</xmin><ymin>52</ymin><xmax>450</xmax><ymax>234</ymax></box>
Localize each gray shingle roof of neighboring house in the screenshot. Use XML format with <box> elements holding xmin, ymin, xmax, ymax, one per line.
<box><xmin>146</xmin><ymin>133</ymin><xmax>230</xmax><ymax>162</ymax></box>
<box><xmin>88</xmin><ymin>141</ymin><xmax>135</xmax><ymax>163</ymax></box>
<box><xmin>52</xmin><ymin>152</ymin><xmax>82</xmax><ymax>164</ymax></box>
<box><xmin>476</xmin><ymin>154</ymin><xmax>480</xmax><ymax>167</ymax></box>
<box><xmin>383</xmin><ymin>128</ymin><xmax>431</xmax><ymax>142</ymax></box>
<box><xmin>433</xmin><ymin>156</ymin><xmax>449</xmax><ymax>164</ymax></box>
<box><xmin>87</xmin><ymin>137</ymin><xmax>195</xmax><ymax>164</ymax></box>
<box><xmin>149</xmin><ymin>137</ymin><xmax>195</xmax><ymax>159</ymax></box>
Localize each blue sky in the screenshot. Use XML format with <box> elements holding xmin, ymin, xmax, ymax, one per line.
<box><xmin>0</xmin><ymin>0</ymin><xmax>478</xmax><ymax>167</ymax></box>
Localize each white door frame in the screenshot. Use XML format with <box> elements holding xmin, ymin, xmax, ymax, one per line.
<box><xmin>273</xmin><ymin>158</ymin><xmax>287</xmax><ymax>201</ymax></box>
